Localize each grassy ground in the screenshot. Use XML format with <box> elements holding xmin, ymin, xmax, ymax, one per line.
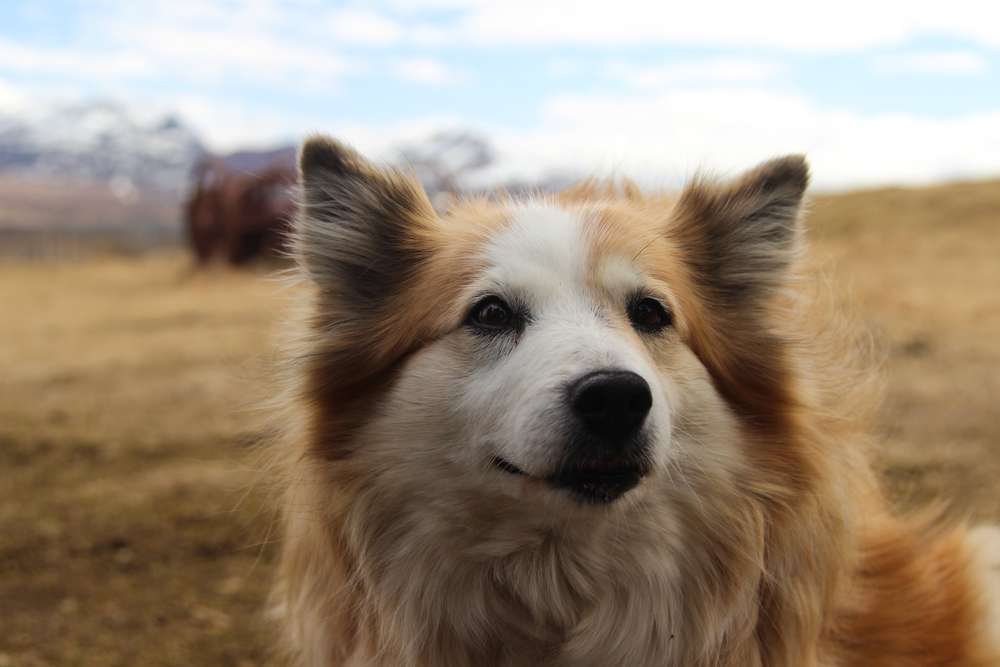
<box><xmin>2</xmin><ymin>179</ymin><xmax>999</xmax><ymax>665</ymax></box>
<box><xmin>809</xmin><ymin>181</ymin><xmax>1000</xmax><ymax>520</ymax></box>
<box><xmin>1</xmin><ymin>258</ymin><xmax>284</xmax><ymax>666</ymax></box>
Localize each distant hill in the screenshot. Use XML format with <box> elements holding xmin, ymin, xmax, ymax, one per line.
<box><xmin>0</xmin><ymin>100</ymin><xmax>205</xmax><ymax>193</ymax></box>
<box><xmin>0</xmin><ymin>98</ymin><xmax>303</xmax><ymax>195</ymax></box>
<box><xmin>0</xmin><ymin>99</ymin><xmax>579</xmax><ymax>235</ymax></box>
<box><xmin>0</xmin><ymin>99</ymin><xmax>301</xmax><ymax>234</ymax></box>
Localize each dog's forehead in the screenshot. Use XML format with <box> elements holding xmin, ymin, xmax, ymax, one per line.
<box><xmin>482</xmin><ymin>202</ymin><xmax>645</xmax><ymax>297</ymax></box>
<box><xmin>485</xmin><ymin>203</ymin><xmax>586</xmax><ymax>282</ymax></box>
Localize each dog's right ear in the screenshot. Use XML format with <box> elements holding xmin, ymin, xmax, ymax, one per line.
<box><xmin>294</xmin><ymin>135</ymin><xmax>437</xmax><ymax>311</ymax></box>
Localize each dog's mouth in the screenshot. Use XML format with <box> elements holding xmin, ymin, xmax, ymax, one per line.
<box><xmin>491</xmin><ymin>455</ymin><xmax>649</xmax><ymax>504</ymax></box>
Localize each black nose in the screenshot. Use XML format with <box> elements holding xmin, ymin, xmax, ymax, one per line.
<box><xmin>569</xmin><ymin>370</ymin><xmax>652</xmax><ymax>440</ymax></box>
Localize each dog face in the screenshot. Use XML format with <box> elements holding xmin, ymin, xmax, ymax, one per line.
<box><xmin>398</xmin><ymin>204</ymin><xmax>679</xmax><ymax>505</ymax></box>
<box><xmin>295</xmin><ymin>137</ymin><xmax>807</xmax><ymax>511</ymax></box>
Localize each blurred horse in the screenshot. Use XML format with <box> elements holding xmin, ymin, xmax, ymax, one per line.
<box><xmin>184</xmin><ymin>159</ymin><xmax>296</xmax><ymax>265</ymax></box>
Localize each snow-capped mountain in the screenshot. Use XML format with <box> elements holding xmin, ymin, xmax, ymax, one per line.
<box><xmin>0</xmin><ymin>97</ymin><xmax>584</xmax><ymax>234</ymax></box>
<box><xmin>0</xmin><ymin>99</ymin><xmax>206</xmax><ymax>193</ymax></box>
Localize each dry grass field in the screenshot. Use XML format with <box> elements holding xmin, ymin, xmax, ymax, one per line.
<box><xmin>2</xmin><ymin>179</ymin><xmax>999</xmax><ymax>666</ymax></box>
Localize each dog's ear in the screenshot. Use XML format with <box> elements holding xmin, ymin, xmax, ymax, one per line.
<box><xmin>294</xmin><ymin>135</ymin><xmax>437</xmax><ymax>310</ymax></box>
<box><xmin>669</xmin><ymin>156</ymin><xmax>809</xmax><ymax>429</ymax></box>
<box><xmin>670</xmin><ymin>155</ymin><xmax>808</xmax><ymax>309</ymax></box>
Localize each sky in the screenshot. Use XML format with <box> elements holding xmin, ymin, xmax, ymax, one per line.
<box><xmin>2</xmin><ymin>0</ymin><xmax>1000</xmax><ymax>188</ymax></box>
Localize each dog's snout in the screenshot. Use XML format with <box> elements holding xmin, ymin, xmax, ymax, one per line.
<box><xmin>569</xmin><ymin>370</ymin><xmax>652</xmax><ymax>440</ymax></box>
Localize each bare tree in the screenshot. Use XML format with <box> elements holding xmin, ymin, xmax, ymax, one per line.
<box><xmin>396</xmin><ymin>131</ymin><xmax>495</xmax><ymax>203</ymax></box>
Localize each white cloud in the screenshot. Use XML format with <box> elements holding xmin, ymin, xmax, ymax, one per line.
<box><xmin>329</xmin><ymin>9</ymin><xmax>403</xmax><ymax>46</ymax></box>
<box><xmin>469</xmin><ymin>87</ymin><xmax>1000</xmax><ymax>189</ymax></box>
<box><xmin>389</xmin><ymin>0</ymin><xmax>1000</xmax><ymax>51</ymax></box>
<box><xmin>0</xmin><ymin>5</ymin><xmax>359</xmax><ymax>93</ymax></box>
<box><xmin>0</xmin><ymin>76</ymin><xmax>110</xmax><ymax>115</ymax></box>
<box><xmin>394</xmin><ymin>58</ymin><xmax>463</xmax><ymax>86</ymax></box>
<box><xmin>0</xmin><ymin>77</ymin><xmax>29</xmax><ymax>111</ymax></box>
<box><xmin>168</xmin><ymin>96</ymin><xmax>305</xmax><ymax>150</ymax></box>
<box><xmin>876</xmin><ymin>50</ymin><xmax>989</xmax><ymax>76</ymax></box>
<box><xmin>333</xmin><ymin>113</ymin><xmax>471</xmax><ymax>156</ymax></box>
<box><xmin>100</xmin><ymin>25</ymin><xmax>353</xmax><ymax>88</ymax></box>
<box><xmin>150</xmin><ymin>83</ymin><xmax>1000</xmax><ymax>189</ymax></box>
<box><xmin>409</xmin><ymin>23</ymin><xmax>453</xmax><ymax>46</ymax></box>
<box><xmin>606</xmin><ymin>58</ymin><xmax>784</xmax><ymax>88</ymax></box>
<box><xmin>169</xmin><ymin>93</ymin><xmax>468</xmax><ymax>155</ymax></box>
<box><xmin>59</xmin><ymin>1</ymin><xmax>362</xmax><ymax>92</ymax></box>
<box><xmin>97</xmin><ymin>0</ymin><xmax>991</xmax><ymax>53</ymax></box>
<box><xmin>3</xmin><ymin>0</ymin><xmax>1000</xmax><ymax>189</ymax></box>
<box><xmin>0</xmin><ymin>38</ymin><xmax>151</xmax><ymax>79</ymax></box>
<box><xmin>545</xmin><ymin>58</ymin><xmax>582</xmax><ymax>78</ymax></box>
<box><xmin>388</xmin><ymin>0</ymin><xmax>480</xmax><ymax>8</ymax></box>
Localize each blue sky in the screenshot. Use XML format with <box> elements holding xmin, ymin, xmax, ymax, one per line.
<box><xmin>2</xmin><ymin>0</ymin><xmax>1000</xmax><ymax>188</ymax></box>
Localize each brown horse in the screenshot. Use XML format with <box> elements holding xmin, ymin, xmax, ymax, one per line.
<box><xmin>184</xmin><ymin>159</ymin><xmax>296</xmax><ymax>265</ymax></box>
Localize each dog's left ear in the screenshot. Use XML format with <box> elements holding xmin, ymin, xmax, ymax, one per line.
<box><xmin>670</xmin><ymin>155</ymin><xmax>808</xmax><ymax>308</ymax></box>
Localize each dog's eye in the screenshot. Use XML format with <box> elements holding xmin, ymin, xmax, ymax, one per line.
<box><xmin>467</xmin><ymin>296</ymin><xmax>515</xmax><ymax>332</ymax></box>
<box><xmin>628</xmin><ymin>297</ymin><xmax>672</xmax><ymax>333</ymax></box>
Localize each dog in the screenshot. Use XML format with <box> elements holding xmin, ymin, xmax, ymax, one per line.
<box><xmin>269</xmin><ymin>135</ymin><xmax>1000</xmax><ymax>666</ymax></box>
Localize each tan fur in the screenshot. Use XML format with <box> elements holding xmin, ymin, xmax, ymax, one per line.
<box><xmin>269</xmin><ymin>137</ymin><xmax>1000</xmax><ymax>666</ymax></box>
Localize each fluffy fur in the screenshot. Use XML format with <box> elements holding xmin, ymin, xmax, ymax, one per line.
<box><xmin>269</xmin><ymin>136</ymin><xmax>1000</xmax><ymax>666</ymax></box>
